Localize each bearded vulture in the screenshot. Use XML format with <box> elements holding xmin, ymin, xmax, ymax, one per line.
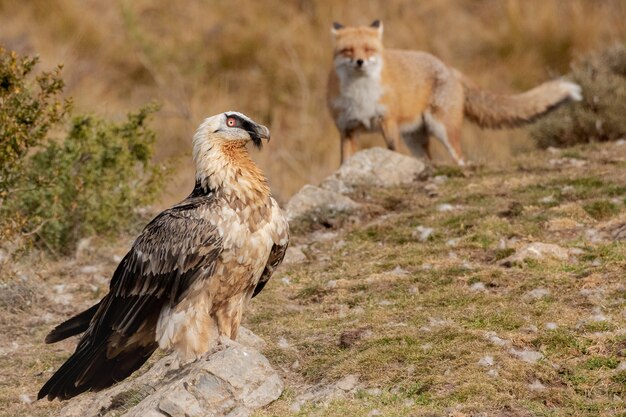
<box><xmin>38</xmin><ymin>112</ymin><xmax>289</xmax><ymax>401</ymax></box>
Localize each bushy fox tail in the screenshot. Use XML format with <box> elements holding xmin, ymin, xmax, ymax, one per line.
<box><xmin>458</xmin><ymin>71</ymin><xmax>582</xmax><ymax>129</ymax></box>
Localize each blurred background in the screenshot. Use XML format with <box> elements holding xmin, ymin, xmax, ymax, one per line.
<box><xmin>1</xmin><ymin>0</ymin><xmax>625</xmax><ymax>206</ymax></box>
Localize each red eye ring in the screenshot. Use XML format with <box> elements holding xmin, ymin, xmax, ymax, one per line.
<box><xmin>226</xmin><ymin>117</ymin><xmax>236</xmax><ymax>127</ymax></box>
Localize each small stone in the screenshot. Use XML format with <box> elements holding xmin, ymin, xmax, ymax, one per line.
<box><xmin>545</xmin><ymin>322</ymin><xmax>558</xmax><ymax>330</ymax></box>
<box><xmin>368</xmin><ymin>409</ymin><xmax>382</xmax><ymax>416</ymax></box>
<box><xmin>390</xmin><ymin>265</ymin><xmax>409</xmax><ymax>276</ymax></box>
<box><xmin>378</xmin><ymin>300</ymin><xmax>393</xmax><ymax>306</ymax></box>
<box><xmin>615</xmin><ymin>138</ymin><xmax>626</xmax><ymax>146</ymax></box>
<box><xmin>487</xmin><ymin>369</ymin><xmax>499</xmax><ymax>377</ymax></box>
<box><xmin>283</xmin><ymin>246</ymin><xmax>307</xmax><ymax>264</ymax></box>
<box><xmin>528</xmin><ymin>380</ymin><xmax>546</xmax><ymax>391</ymax></box>
<box><xmin>446</xmin><ymin>238</ymin><xmax>459</xmax><ymax>247</ymax></box>
<box><xmin>336</xmin><ymin>374</ymin><xmax>358</xmax><ymax>391</ymax></box>
<box><xmin>420</xmin><ymin>263</ymin><xmax>433</xmax><ymax>270</ymax></box>
<box><xmin>478</xmin><ymin>356</ymin><xmax>494</xmax><ymax>367</ymax></box>
<box><xmin>413</xmin><ymin>225</ymin><xmax>434</xmax><ymax>242</ymax></box>
<box><xmin>403</xmin><ymin>399</ymin><xmax>415</xmax><ymax>407</ymax></box>
<box><xmin>509</xmin><ymin>348</ymin><xmax>543</xmax><ymax>363</ymax></box>
<box><xmin>366</xmin><ymin>388</ymin><xmax>382</xmax><ymax>396</ymax></box>
<box><xmin>421</xmin><ymin>343</ymin><xmax>433</xmax><ymax>352</ymax></box>
<box><xmin>19</xmin><ymin>394</ymin><xmax>32</xmax><ymax>405</ymax></box>
<box><xmin>326</xmin><ymin>280</ymin><xmax>337</xmax><ymax>289</ymax></box>
<box><xmin>433</xmin><ymin>175</ymin><xmax>448</xmax><ymax>185</ymax></box>
<box><xmin>469</xmin><ymin>282</ymin><xmax>486</xmax><ymax>292</ymax></box>
<box><xmin>617</xmin><ymin>361</ymin><xmax>626</xmax><ymax>371</ymax></box>
<box><xmin>485</xmin><ymin>332</ymin><xmax>509</xmax><ymax>346</ymax></box>
<box><xmin>437</xmin><ymin>203</ymin><xmax>455</xmax><ymax>212</ymax></box>
<box><xmin>277</xmin><ymin>337</ymin><xmax>290</xmax><ymax>349</ymax></box>
<box><xmin>526</xmin><ymin>288</ymin><xmax>550</xmax><ymax>300</ymax></box>
<box><xmin>408</xmin><ymin>286</ymin><xmax>419</xmax><ymax>295</ymax></box>
<box><xmin>540</xmin><ymin>195</ymin><xmax>556</xmax><ymax>204</ymax></box>
<box><xmin>280</xmin><ymin>276</ymin><xmax>291</xmax><ymax>285</ymax></box>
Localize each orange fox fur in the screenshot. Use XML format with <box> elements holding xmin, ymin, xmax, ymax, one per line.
<box><xmin>327</xmin><ymin>20</ymin><xmax>582</xmax><ymax>165</ymax></box>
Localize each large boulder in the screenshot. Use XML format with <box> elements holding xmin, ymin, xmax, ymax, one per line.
<box><xmin>285</xmin><ymin>184</ymin><xmax>361</xmax><ymax>224</ymax></box>
<box><xmin>60</xmin><ymin>331</ymin><xmax>282</xmax><ymax>417</ymax></box>
<box><xmin>321</xmin><ymin>147</ymin><xmax>426</xmax><ymax>194</ymax></box>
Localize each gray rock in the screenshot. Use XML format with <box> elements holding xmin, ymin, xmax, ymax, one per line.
<box><xmin>285</xmin><ymin>185</ymin><xmax>361</xmax><ymax>223</ymax></box>
<box><xmin>321</xmin><ymin>147</ymin><xmax>426</xmax><ymax>194</ymax></box>
<box><xmin>282</xmin><ymin>245</ymin><xmax>306</xmax><ymax>265</ymax></box>
<box><xmin>500</xmin><ymin>242</ymin><xmax>573</xmax><ymax>266</ymax></box>
<box><xmin>60</xmin><ymin>335</ymin><xmax>282</xmax><ymax>417</ymax></box>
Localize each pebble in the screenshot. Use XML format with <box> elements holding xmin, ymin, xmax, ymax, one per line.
<box><xmin>528</xmin><ymin>380</ymin><xmax>546</xmax><ymax>391</ymax></box>
<box><xmin>509</xmin><ymin>348</ymin><xmax>544</xmax><ymax>363</ymax></box>
<box><xmin>19</xmin><ymin>394</ymin><xmax>32</xmax><ymax>405</ymax></box>
<box><xmin>413</xmin><ymin>226</ymin><xmax>434</xmax><ymax>242</ymax></box>
<box><xmin>470</xmin><ymin>282</ymin><xmax>486</xmax><ymax>292</ymax></box>
<box><xmin>336</xmin><ymin>374</ymin><xmax>358</xmax><ymax>391</ymax></box>
<box><xmin>478</xmin><ymin>356</ymin><xmax>494</xmax><ymax>367</ymax></box>
<box><xmin>545</xmin><ymin>322</ymin><xmax>558</xmax><ymax>330</ymax></box>
<box><xmin>277</xmin><ymin>337</ymin><xmax>290</xmax><ymax>349</ymax></box>
<box><xmin>526</xmin><ymin>288</ymin><xmax>550</xmax><ymax>300</ymax></box>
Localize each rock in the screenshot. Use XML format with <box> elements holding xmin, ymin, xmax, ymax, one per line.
<box><xmin>509</xmin><ymin>348</ymin><xmax>544</xmax><ymax>363</ymax></box>
<box><xmin>285</xmin><ymin>184</ymin><xmax>361</xmax><ymax>223</ymax></box>
<box><xmin>528</xmin><ymin>380</ymin><xmax>546</xmax><ymax>391</ymax></box>
<box><xmin>412</xmin><ymin>225</ymin><xmax>434</xmax><ymax>242</ymax></box>
<box><xmin>500</xmin><ymin>242</ymin><xmax>573</xmax><ymax>266</ymax></box>
<box><xmin>336</xmin><ymin>374</ymin><xmax>359</xmax><ymax>391</ymax></box>
<box><xmin>525</xmin><ymin>288</ymin><xmax>551</xmax><ymax>300</ymax></box>
<box><xmin>321</xmin><ymin>147</ymin><xmax>426</xmax><ymax>194</ymax></box>
<box><xmin>478</xmin><ymin>356</ymin><xmax>494</xmax><ymax>367</ymax></box>
<box><xmin>282</xmin><ymin>245</ymin><xmax>306</xmax><ymax>265</ymax></box>
<box><xmin>469</xmin><ymin>282</ymin><xmax>486</xmax><ymax>292</ymax></box>
<box><xmin>19</xmin><ymin>394</ymin><xmax>32</xmax><ymax>405</ymax></box>
<box><xmin>60</xmin><ymin>336</ymin><xmax>282</xmax><ymax>417</ymax></box>
<box><xmin>545</xmin><ymin>322</ymin><xmax>558</xmax><ymax>330</ymax></box>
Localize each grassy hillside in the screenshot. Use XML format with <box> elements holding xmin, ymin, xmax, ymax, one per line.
<box><xmin>0</xmin><ymin>0</ymin><xmax>625</xmax><ymax>202</ymax></box>
<box><xmin>2</xmin><ymin>141</ymin><xmax>624</xmax><ymax>416</ymax></box>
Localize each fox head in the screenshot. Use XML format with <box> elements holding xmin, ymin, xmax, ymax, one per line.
<box><xmin>331</xmin><ymin>20</ymin><xmax>383</xmax><ymax>77</ymax></box>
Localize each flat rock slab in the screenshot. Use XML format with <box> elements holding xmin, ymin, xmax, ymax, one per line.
<box><xmin>285</xmin><ymin>184</ymin><xmax>361</xmax><ymax>223</ymax></box>
<box><xmin>500</xmin><ymin>242</ymin><xmax>575</xmax><ymax>267</ymax></box>
<box><xmin>60</xmin><ymin>334</ymin><xmax>282</xmax><ymax>417</ymax></box>
<box><xmin>321</xmin><ymin>147</ymin><xmax>426</xmax><ymax>194</ymax></box>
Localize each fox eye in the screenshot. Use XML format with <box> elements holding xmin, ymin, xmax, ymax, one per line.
<box><xmin>341</xmin><ymin>48</ymin><xmax>354</xmax><ymax>55</ymax></box>
<box><xmin>364</xmin><ymin>47</ymin><xmax>375</xmax><ymax>53</ymax></box>
<box><xmin>226</xmin><ymin>117</ymin><xmax>237</xmax><ymax>127</ymax></box>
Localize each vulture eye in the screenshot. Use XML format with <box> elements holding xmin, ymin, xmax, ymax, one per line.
<box><xmin>226</xmin><ymin>117</ymin><xmax>237</xmax><ymax>127</ymax></box>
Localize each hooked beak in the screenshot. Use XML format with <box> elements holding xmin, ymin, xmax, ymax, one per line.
<box><xmin>248</xmin><ymin>123</ymin><xmax>270</xmax><ymax>149</ymax></box>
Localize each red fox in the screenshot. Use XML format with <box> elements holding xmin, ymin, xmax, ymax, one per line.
<box><xmin>327</xmin><ymin>20</ymin><xmax>582</xmax><ymax>165</ymax></box>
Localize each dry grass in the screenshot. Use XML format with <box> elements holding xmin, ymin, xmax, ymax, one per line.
<box><xmin>0</xmin><ymin>0</ymin><xmax>625</xmax><ymax>203</ymax></box>
<box><xmin>0</xmin><ymin>142</ymin><xmax>624</xmax><ymax>416</ymax></box>
<box><xmin>247</xmin><ymin>142</ymin><xmax>626</xmax><ymax>416</ymax></box>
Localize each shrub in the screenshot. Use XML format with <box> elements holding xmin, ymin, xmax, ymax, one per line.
<box><xmin>5</xmin><ymin>105</ymin><xmax>164</xmax><ymax>253</ymax></box>
<box><xmin>0</xmin><ymin>47</ymin><xmax>70</xmax><ymax>194</ymax></box>
<box><xmin>0</xmin><ymin>48</ymin><xmax>163</xmax><ymax>254</ymax></box>
<box><xmin>530</xmin><ymin>44</ymin><xmax>626</xmax><ymax>148</ymax></box>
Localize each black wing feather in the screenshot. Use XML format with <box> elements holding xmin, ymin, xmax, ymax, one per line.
<box><xmin>252</xmin><ymin>240</ymin><xmax>289</xmax><ymax>298</ymax></box>
<box><xmin>39</xmin><ymin>196</ymin><xmax>223</xmax><ymax>401</ymax></box>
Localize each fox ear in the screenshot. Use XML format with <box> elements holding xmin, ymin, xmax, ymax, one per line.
<box><xmin>370</xmin><ymin>19</ymin><xmax>383</xmax><ymax>37</ymax></box>
<box><xmin>331</xmin><ymin>22</ymin><xmax>344</xmax><ymax>35</ymax></box>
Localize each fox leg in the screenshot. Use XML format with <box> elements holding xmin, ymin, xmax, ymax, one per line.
<box><xmin>424</xmin><ymin>112</ymin><xmax>465</xmax><ymax>166</ymax></box>
<box><xmin>402</xmin><ymin>125</ymin><xmax>430</xmax><ymax>160</ymax></box>
<box><xmin>380</xmin><ymin>118</ymin><xmax>401</xmax><ymax>151</ymax></box>
<box><xmin>340</xmin><ymin>131</ymin><xmax>358</xmax><ymax>163</ymax></box>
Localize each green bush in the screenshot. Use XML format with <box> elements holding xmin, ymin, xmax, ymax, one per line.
<box><xmin>0</xmin><ymin>48</ymin><xmax>163</xmax><ymax>254</ymax></box>
<box><xmin>531</xmin><ymin>44</ymin><xmax>626</xmax><ymax>148</ymax></box>
<box><xmin>0</xmin><ymin>47</ymin><xmax>70</xmax><ymax>194</ymax></box>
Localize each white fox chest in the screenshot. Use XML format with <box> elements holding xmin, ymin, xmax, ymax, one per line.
<box><xmin>333</xmin><ymin>74</ymin><xmax>387</xmax><ymax>133</ymax></box>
